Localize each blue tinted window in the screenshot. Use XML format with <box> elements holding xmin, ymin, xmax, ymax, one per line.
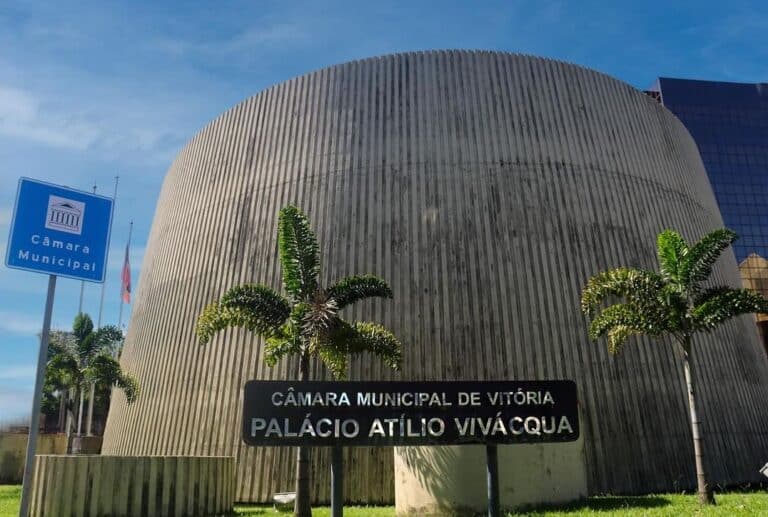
<box><xmin>659</xmin><ymin>77</ymin><xmax>768</xmax><ymax>297</ymax></box>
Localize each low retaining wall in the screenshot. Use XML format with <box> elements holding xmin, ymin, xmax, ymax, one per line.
<box><xmin>0</xmin><ymin>433</ymin><xmax>67</xmax><ymax>484</ymax></box>
<box><xmin>30</xmin><ymin>455</ymin><xmax>234</xmax><ymax>517</ymax></box>
<box><xmin>395</xmin><ymin>437</ymin><xmax>587</xmax><ymax>515</ymax></box>
<box><xmin>70</xmin><ymin>436</ymin><xmax>103</xmax><ymax>455</ymax></box>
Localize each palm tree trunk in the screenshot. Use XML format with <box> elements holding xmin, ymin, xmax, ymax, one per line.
<box><xmin>57</xmin><ymin>391</ymin><xmax>67</xmax><ymax>433</ymax></box>
<box><xmin>86</xmin><ymin>382</ymin><xmax>96</xmax><ymax>436</ymax></box>
<box><xmin>65</xmin><ymin>388</ymin><xmax>74</xmax><ymax>437</ymax></box>
<box><xmin>76</xmin><ymin>389</ymin><xmax>84</xmax><ymax>435</ymax></box>
<box><xmin>294</xmin><ymin>352</ymin><xmax>312</xmax><ymax>517</ymax></box>
<box><xmin>682</xmin><ymin>345</ymin><xmax>715</xmax><ymax>505</ymax></box>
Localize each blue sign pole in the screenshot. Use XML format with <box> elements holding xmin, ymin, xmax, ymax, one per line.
<box><xmin>18</xmin><ymin>275</ymin><xmax>56</xmax><ymax>517</ymax></box>
<box><xmin>5</xmin><ymin>178</ymin><xmax>113</xmax><ymax>517</ymax></box>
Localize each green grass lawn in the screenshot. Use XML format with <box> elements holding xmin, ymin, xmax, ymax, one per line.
<box><xmin>0</xmin><ymin>486</ymin><xmax>20</xmax><ymax>517</ymax></box>
<box><xmin>2</xmin><ymin>485</ymin><xmax>767</xmax><ymax>516</ymax></box>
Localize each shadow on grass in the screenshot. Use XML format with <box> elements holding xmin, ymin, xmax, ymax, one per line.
<box><xmin>522</xmin><ymin>495</ymin><xmax>671</xmax><ymax>514</ymax></box>
<box><xmin>230</xmin><ymin>504</ymin><xmax>295</xmax><ymax>516</ymax></box>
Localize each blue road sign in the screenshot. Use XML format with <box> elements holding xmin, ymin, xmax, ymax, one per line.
<box><xmin>5</xmin><ymin>178</ymin><xmax>114</xmax><ymax>282</ymax></box>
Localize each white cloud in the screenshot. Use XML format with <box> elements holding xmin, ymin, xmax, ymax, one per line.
<box><xmin>154</xmin><ymin>23</ymin><xmax>307</xmax><ymax>58</ymax></box>
<box><xmin>0</xmin><ymin>85</ymin><xmax>101</xmax><ymax>150</ymax></box>
<box><xmin>0</xmin><ymin>82</ymin><xmax>190</xmax><ymax>165</ymax></box>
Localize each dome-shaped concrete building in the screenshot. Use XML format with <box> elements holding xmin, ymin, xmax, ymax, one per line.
<box><xmin>103</xmin><ymin>50</ymin><xmax>768</xmax><ymax>503</ymax></box>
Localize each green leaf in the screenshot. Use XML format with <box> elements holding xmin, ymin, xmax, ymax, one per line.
<box><xmin>587</xmin><ymin>303</ymin><xmax>666</xmax><ymax>351</ymax></box>
<box><xmin>692</xmin><ymin>287</ymin><xmax>768</xmax><ymax>330</ymax></box>
<box><xmin>349</xmin><ymin>322</ymin><xmax>402</xmax><ymax>371</ymax></box>
<box><xmin>264</xmin><ymin>335</ymin><xmax>300</xmax><ymax>367</ymax></box>
<box><xmin>680</xmin><ymin>228</ymin><xmax>738</xmax><ymax>289</ymax></box>
<box><xmin>606</xmin><ymin>325</ymin><xmax>639</xmax><ymax>355</ymax></box>
<box><xmin>327</xmin><ymin>275</ymin><xmax>393</xmax><ymax>309</ymax></box>
<box><xmin>117</xmin><ymin>372</ymin><xmax>140</xmax><ymax>404</ymax></box>
<box><xmin>72</xmin><ymin>313</ymin><xmax>94</xmax><ymax>344</ymax></box>
<box><xmin>93</xmin><ymin>325</ymin><xmax>123</xmax><ymax>353</ymax></box>
<box><xmin>657</xmin><ymin>230</ymin><xmax>687</xmax><ymax>283</ymax></box>
<box><xmin>278</xmin><ymin>205</ymin><xmax>320</xmax><ymax>299</ymax></box>
<box><xmin>195</xmin><ymin>284</ymin><xmax>290</xmax><ymax>344</ymax></box>
<box><xmin>85</xmin><ymin>353</ymin><xmax>140</xmax><ymax>404</ymax></box>
<box><xmin>581</xmin><ymin>268</ymin><xmax>665</xmax><ymax>316</ymax></box>
<box><xmin>318</xmin><ymin>346</ymin><xmax>348</xmax><ymax>380</ymax></box>
<box><xmin>47</xmin><ymin>351</ymin><xmax>80</xmax><ymax>387</ymax></box>
<box><xmin>314</xmin><ymin>321</ymin><xmax>403</xmax><ymax>379</ymax></box>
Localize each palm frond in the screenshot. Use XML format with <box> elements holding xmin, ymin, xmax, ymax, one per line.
<box><xmin>85</xmin><ymin>353</ymin><xmax>122</xmax><ymax>384</ymax></box>
<box><xmin>86</xmin><ymin>353</ymin><xmax>139</xmax><ymax>403</ymax></box>
<box><xmin>316</xmin><ymin>321</ymin><xmax>403</xmax><ymax>379</ymax></box>
<box><xmin>692</xmin><ymin>286</ymin><xmax>732</xmax><ymax>307</ymax></box>
<box><xmin>692</xmin><ymin>287</ymin><xmax>768</xmax><ymax>330</ymax></box>
<box><xmin>196</xmin><ymin>284</ymin><xmax>291</xmax><ymax>344</ymax></box>
<box><xmin>264</xmin><ymin>325</ymin><xmax>301</xmax><ymax>366</ymax></box>
<box><xmin>680</xmin><ymin>228</ymin><xmax>738</xmax><ymax>289</ymax></box>
<box><xmin>657</xmin><ymin>230</ymin><xmax>687</xmax><ymax>283</ymax></box>
<box><xmin>327</xmin><ymin>275</ymin><xmax>393</xmax><ymax>309</ymax></box>
<box><xmin>606</xmin><ymin>325</ymin><xmax>642</xmax><ymax>354</ymax></box>
<box><xmin>278</xmin><ymin>205</ymin><xmax>320</xmax><ymax>299</ymax></box>
<box><xmin>78</xmin><ymin>333</ymin><xmax>99</xmax><ymax>362</ymax></box>
<box><xmin>47</xmin><ymin>331</ymin><xmax>75</xmax><ymax>359</ymax></box>
<box><xmin>93</xmin><ymin>325</ymin><xmax>123</xmax><ymax>354</ymax></box>
<box><xmin>72</xmin><ymin>313</ymin><xmax>94</xmax><ymax>343</ymax></box>
<box><xmin>588</xmin><ymin>302</ymin><xmax>662</xmax><ymax>341</ymax></box>
<box><xmin>317</xmin><ymin>346</ymin><xmax>348</xmax><ymax>380</ymax></box>
<box><xmin>335</xmin><ymin>321</ymin><xmax>402</xmax><ymax>371</ymax></box>
<box><xmin>264</xmin><ymin>338</ymin><xmax>299</xmax><ymax>367</ymax></box>
<box><xmin>47</xmin><ymin>351</ymin><xmax>80</xmax><ymax>386</ymax></box>
<box><xmin>581</xmin><ymin>268</ymin><xmax>664</xmax><ymax>316</ymax></box>
<box><xmin>117</xmin><ymin>372</ymin><xmax>140</xmax><ymax>404</ymax></box>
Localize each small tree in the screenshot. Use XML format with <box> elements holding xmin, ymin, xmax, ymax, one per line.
<box><xmin>581</xmin><ymin>228</ymin><xmax>768</xmax><ymax>505</ymax></box>
<box><xmin>46</xmin><ymin>313</ymin><xmax>139</xmax><ymax>434</ymax></box>
<box><xmin>196</xmin><ymin>205</ymin><xmax>403</xmax><ymax>517</ymax></box>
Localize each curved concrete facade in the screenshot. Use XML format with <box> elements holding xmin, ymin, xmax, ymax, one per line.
<box><xmin>103</xmin><ymin>50</ymin><xmax>768</xmax><ymax>502</ymax></box>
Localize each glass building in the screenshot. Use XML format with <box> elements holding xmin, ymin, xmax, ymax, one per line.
<box><xmin>654</xmin><ymin>78</ymin><xmax>768</xmax><ymax>352</ymax></box>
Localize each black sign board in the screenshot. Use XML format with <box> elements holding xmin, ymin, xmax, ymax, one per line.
<box><xmin>242</xmin><ymin>380</ymin><xmax>578</xmax><ymax>446</ymax></box>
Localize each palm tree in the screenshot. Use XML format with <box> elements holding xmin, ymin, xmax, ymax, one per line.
<box><xmin>46</xmin><ymin>313</ymin><xmax>139</xmax><ymax>435</ymax></box>
<box><xmin>196</xmin><ymin>205</ymin><xmax>403</xmax><ymax>517</ymax></box>
<box><xmin>581</xmin><ymin>228</ymin><xmax>768</xmax><ymax>505</ymax></box>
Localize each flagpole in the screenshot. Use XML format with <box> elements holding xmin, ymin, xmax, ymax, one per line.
<box><xmin>77</xmin><ymin>183</ymin><xmax>97</xmax><ymax>314</ymax></box>
<box><xmin>117</xmin><ymin>220</ymin><xmax>133</xmax><ymax>332</ymax></box>
<box><xmin>84</xmin><ymin>176</ymin><xmax>118</xmax><ymax>437</ymax></box>
<box><xmin>97</xmin><ymin>176</ymin><xmax>119</xmax><ymax>328</ymax></box>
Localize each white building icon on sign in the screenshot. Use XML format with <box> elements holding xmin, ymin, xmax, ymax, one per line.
<box><xmin>45</xmin><ymin>195</ymin><xmax>85</xmax><ymax>235</ymax></box>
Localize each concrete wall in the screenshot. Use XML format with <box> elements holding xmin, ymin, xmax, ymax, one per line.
<box><xmin>0</xmin><ymin>433</ymin><xmax>66</xmax><ymax>484</ymax></box>
<box><xmin>29</xmin><ymin>455</ymin><xmax>234</xmax><ymax>517</ymax></box>
<box><xmin>395</xmin><ymin>409</ymin><xmax>588</xmax><ymax>515</ymax></box>
<box><xmin>70</xmin><ymin>436</ymin><xmax>103</xmax><ymax>455</ymax></box>
<box><xmin>395</xmin><ymin>436</ymin><xmax>587</xmax><ymax>515</ymax></box>
<box><xmin>103</xmin><ymin>50</ymin><xmax>768</xmax><ymax>501</ymax></box>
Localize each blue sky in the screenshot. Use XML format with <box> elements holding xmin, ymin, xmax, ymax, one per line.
<box><xmin>1</xmin><ymin>0</ymin><xmax>767</xmax><ymax>422</ymax></box>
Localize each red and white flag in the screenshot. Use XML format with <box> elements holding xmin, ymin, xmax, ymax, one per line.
<box><xmin>121</xmin><ymin>242</ymin><xmax>131</xmax><ymax>303</ymax></box>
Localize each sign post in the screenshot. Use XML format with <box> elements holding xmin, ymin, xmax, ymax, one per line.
<box><xmin>242</xmin><ymin>380</ymin><xmax>578</xmax><ymax>515</ymax></box>
<box><xmin>6</xmin><ymin>178</ymin><xmax>113</xmax><ymax>517</ymax></box>
<box><xmin>331</xmin><ymin>445</ymin><xmax>343</xmax><ymax>517</ymax></box>
<box><xmin>18</xmin><ymin>275</ymin><xmax>56</xmax><ymax>517</ymax></box>
<box><xmin>486</xmin><ymin>444</ymin><xmax>499</xmax><ymax>517</ymax></box>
